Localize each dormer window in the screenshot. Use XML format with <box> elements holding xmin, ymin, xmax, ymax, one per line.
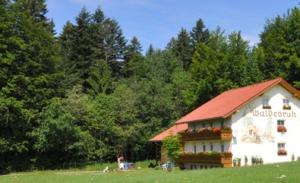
<box><xmin>283</xmin><ymin>99</ymin><xmax>291</xmax><ymax>110</ymax></box>
<box><xmin>262</xmin><ymin>97</ymin><xmax>271</xmax><ymax>109</ymax></box>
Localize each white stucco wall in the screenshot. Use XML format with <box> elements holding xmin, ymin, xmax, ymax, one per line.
<box><xmin>231</xmin><ymin>85</ymin><xmax>300</xmax><ymax>166</ymax></box>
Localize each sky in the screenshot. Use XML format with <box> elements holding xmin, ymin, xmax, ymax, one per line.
<box><xmin>46</xmin><ymin>0</ymin><xmax>299</xmax><ymax>51</ymax></box>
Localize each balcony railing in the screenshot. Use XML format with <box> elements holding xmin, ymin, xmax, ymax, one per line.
<box><xmin>179</xmin><ymin>127</ymin><xmax>232</xmax><ymax>141</ymax></box>
<box><xmin>176</xmin><ymin>152</ymin><xmax>232</xmax><ymax>167</ymax></box>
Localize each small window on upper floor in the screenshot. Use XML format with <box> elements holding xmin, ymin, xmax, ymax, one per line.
<box><xmin>278</xmin><ymin>143</ymin><xmax>285</xmax><ymax>149</ymax></box>
<box><xmin>210</xmin><ymin>122</ymin><xmax>213</xmax><ymax>128</ymax></box>
<box><xmin>283</xmin><ymin>99</ymin><xmax>291</xmax><ymax>110</ymax></box>
<box><xmin>202</xmin><ymin>123</ymin><xmax>205</xmax><ymax>128</ymax></box>
<box><xmin>277</xmin><ymin>120</ymin><xmax>287</xmax><ymax>133</ymax></box>
<box><xmin>203</xmin><ymin>144</ymin><xmax>206</xmax><ymax>152</ymax></box>
<box><xmin>193</xmin><ymin>144</ymin><xmax>197</xmax><ymax>153</ymax></box>
<box><xmin>262</xmin><ymin>97</ymin><xmax>271</xmax><ymax>109</ymax></box>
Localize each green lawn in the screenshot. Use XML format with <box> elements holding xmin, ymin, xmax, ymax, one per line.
<box><xmin>1</xmin><ymin>161</ymin><xmax>299</xmax><ymax>183</ymax></box>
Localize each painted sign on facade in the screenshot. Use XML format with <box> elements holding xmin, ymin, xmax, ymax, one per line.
<box><xmin>252</xmin><ymin>110</ymin><xmax>296</xmax><ymax>118</ymax></box>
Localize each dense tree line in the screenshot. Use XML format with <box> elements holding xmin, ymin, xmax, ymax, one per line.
<box><xmin>1</xmin><ymin>0</ymin><xmax>300</xmax><ymax>173</ymax></box>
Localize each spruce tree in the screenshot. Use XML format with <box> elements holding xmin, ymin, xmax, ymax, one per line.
<box><xmin>190</xmin><ymin>18</ymin><xmax>210</xmax><ymax>48</ymax></box>
<box><xmin>174</xmin><ymin>28</ymin><xmax>193</xmax><ymax>70</ymax></box>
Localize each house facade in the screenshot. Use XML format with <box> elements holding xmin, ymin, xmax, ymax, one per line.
<box><xmin>150</xmin><ymin>78</ymin><xmax>300</xmax><ymax>169</ymax></box>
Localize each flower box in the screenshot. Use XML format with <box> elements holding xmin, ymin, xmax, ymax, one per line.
<box><xmin>180</xmin><ymin>127</ymin><xmax>232</xmax><ymax>141</ymax></box>
<box><xmin>262</xmin><ymin>105</ymin><xmax>271</xmax><ymax>109</ymax></box>
<box><xmin>277</xmin><ymin>125</ymin><xmax>287</xmax><ymax>133</ymax></box>
<box><xmin>283</xmin><ymin>105</ymin><xmax>291</xmax><ymax>110</ymax></box>
<box><xmin>177</xmin><ymin>152</ymin><xmax>232</xmax><ymax>167</ymax></box>
<box><xmin>278</xmin><ymin>149</ymin><xmax>287</xmax><ymax>156</ymax></box>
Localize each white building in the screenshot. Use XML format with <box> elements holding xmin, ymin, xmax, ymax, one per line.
<box><xmin>150</xmin><ymin>77</ymin><xmax>300</xmax><ymax>169</ymax></box>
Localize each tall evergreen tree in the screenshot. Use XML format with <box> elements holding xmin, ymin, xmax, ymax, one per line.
<box><xmin>190</xmin><ymin>18</ymin><xmax>210</xmax><ymax>48</ymax></box>
<box><xmin>174</xmin><ymin>28</ymin><xmax>193</xmax><ymax>70</ymax></box>
<box><xmin>123</xmin><ymin>36</ymin><xmax>143</xmax><ymax>76</ymax></box>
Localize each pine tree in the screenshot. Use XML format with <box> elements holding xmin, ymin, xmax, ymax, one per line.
<box><xmin>146</xmin><ymin>44</ymin><xmax>155</xmax><ymax>57</ymax></box>
<box><xmin>190</xmin><ymin>18</ymin><xmax>210</xmax><ymax>48</ymax></box>
<box><xmin>123</xmin><ymin>36</ymin><xmax>143</xmax><ymax>77</ymax></box>
<box><xmin>174</xmin><ymin>28</ymin><xmax>193</xmax><ymax>70</ymax></box>
<box><xmin>102</xmin><ymin>18</ymin><xmax>126</xmax><ymax>76</ymax></box>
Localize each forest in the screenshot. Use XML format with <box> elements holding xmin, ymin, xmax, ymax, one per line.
<box><xmin>1</xmin><ymin>0</ymin><xmax>300</xmax><ymax>173</ymax></box>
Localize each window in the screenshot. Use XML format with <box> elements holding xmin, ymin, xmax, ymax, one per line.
<box><xmin>210</xmin><ymin>122</ymin><xmax>213</xmax><ymax>128</ymax></box>
<box><xmin>221</xmin><ymin>144</ymin><xmax>224</xmax><ymax>153</ymax></box>
<box><xmin>278</xmin><ymin>143</ymin><xmax>285</xmax><ymax>149</ymax></box>
<box><xmin>210</xmin><ymin>143</ymin><xmax>213</xmax><ymax>151</ymax></box>
<box><xmin>283</xmin><ymin>99</ymin><xmax>291</xmax><ymax>110</ymax></box>
<box><xmin>277</xmin><ymin>120</ymin><xmax>284</xmax><ymax>126</ymax></box>
<box><xmin>202</xmin><ymin>123</ymin><xmax>206</xmax><ymax>128</ymax></box>
<box><xmin>203</xmin><ymin>144</ymin><xmax>206</xmax><ymax>152</ymax></box>
<box><xmin>278</xmin><ymin>143</ymin><xmax>287</xmax><ymax>156</ymax></box>
<box><xmin>262</xmin><ymin>97</ymin><xmax>271</xmax><ymax>109</ymax></box>
<box><xmin>277</xmin><ymin>120</ymin><xmax>287</xmax><ymax>133</ymax></box>
<box><xmin>193</xmin><ymin>144</ymin><xmax>197</xmax><ymax>153</ymax></box>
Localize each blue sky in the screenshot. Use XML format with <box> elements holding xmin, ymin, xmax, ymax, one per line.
<box><xmin>46</xmin><ymin>0</ymin><xmax>299</xmax><ymax>51</ymax></box>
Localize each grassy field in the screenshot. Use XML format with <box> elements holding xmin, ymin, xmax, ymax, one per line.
<box><xmin>1</xmin><ymin>161</ymin><xmax>299</xmax><ymax>183</ymax></box>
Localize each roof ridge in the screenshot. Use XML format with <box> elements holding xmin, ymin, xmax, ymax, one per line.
<box><xmin>222</xmin><ymin>77</ymin><xmax>282</xmax><ymax>94</ymax></box>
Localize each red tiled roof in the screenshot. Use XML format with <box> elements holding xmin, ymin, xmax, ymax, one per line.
<box><xmin>176</xmin><ymin>77</ymin><xmax>300</xmax><ymax>124</ymax></box>
<box><xmin>149</xmin><ymin>123</ymin><xmax>188</xmax><ymax>142</ymax></box>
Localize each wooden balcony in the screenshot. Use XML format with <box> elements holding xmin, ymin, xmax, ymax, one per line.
<box><xmin>176</xmin><ymin>152</ymin><xmax>232</xmax><ymax>168</ymax></box>
<box><xmin>180</xmin><ymin>127</ymin><xmax>232</xmax><ymax>141</ymax></box>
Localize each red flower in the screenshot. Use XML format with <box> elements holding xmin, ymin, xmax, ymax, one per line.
<box><xmin>278</xmin><ymin>149</ymin><xmax>287</xmax><ymax>156</ymax></box>
<box><xmin>277</xmin><ymin>125</ymin><xmax>287</xmax><ymax>133</ymax></box>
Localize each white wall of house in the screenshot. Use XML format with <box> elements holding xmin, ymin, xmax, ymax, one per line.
<box><xmin>231</xmin><ymin>85</ymin><xmax>300</xmax><ymax>166</ymax></box>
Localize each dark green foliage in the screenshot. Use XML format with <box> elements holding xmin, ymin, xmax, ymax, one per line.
<box><xmin>59</xmin><ymin>7</ymin><xmax>126</xmax><ymax>91</ymax></box>
<box><xmin>259</xmin><ymin>7</ymin><xmax>300</xmax><ymax>87</ymax></box>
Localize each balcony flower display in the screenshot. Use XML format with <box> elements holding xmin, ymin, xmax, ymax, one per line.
<box><xmin>262</xmin><ymin>105</ymin><xmax>271</xmax><ymax>109</ymax></box>
<box><xmin>278</xmin><ymin>149</ymin><xmax>287</xmax><ymax>156</ymax></box>
<box><xmin>277</xmin><ymin>125</ymin><xmax>287</xmax><ymax>133</ymax></box>
<box><xmin>180</xmin><ymin>127</ymin><xmax>232</xmax><ymax>141</ymax></box>
<box><xmin>177</xmin><ymin>152</ymin><xmax>233</xmax><ymax>166</ymax></box>
<box><xmin>283</xmin><ymin>104</ymin><xmax>291</xmax><ymax>110</ymax></box>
